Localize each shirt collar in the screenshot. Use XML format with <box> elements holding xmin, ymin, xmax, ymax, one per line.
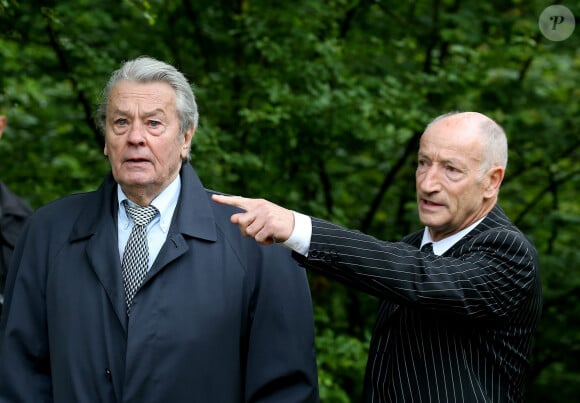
<box><xmin>117</xmin><ymin>176</ymin><xmax>181</xmax><ymax>232</ymax></box>
<box><xmin>420</xmin><ymin>216</ymin><xmax>485</xmax><ymax>255</ymax></box>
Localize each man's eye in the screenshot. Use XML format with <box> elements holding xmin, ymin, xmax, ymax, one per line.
<box><xmin>417</xmin><ymin>159</ymin><xmax>432</xmax><ymax>169</ymax></box>
<box><xmin>115</xmin><ymin>118</ymin><xmax>128</xmax><ymax>126</ymax></box>
<box><xmin>445</xmin><ymin>165</ymin><xmax>465</xmax><ymax>179</ymax></box>
<box><xmin>148</xmin><ymin>120</ymin><xmax>161</xmax><ymax>127</ymax></box>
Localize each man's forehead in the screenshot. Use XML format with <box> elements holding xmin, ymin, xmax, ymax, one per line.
<box><xmin>108</xmin><ymin>81</ymin><xmax>176</xmax><ymax>110</ymax></box>
<box><xmin>419</xmin><ymin>133</ymin><xmax>482</xmax><ymax>164</ymax></box>
<box><xmin>111</xmin><ymin>81</ymin><xmax>175</xmax><ymax>99</ymax></box>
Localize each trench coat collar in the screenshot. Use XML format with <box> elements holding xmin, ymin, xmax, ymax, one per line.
<box><xmin>69</xmin><ymin>163</ymin><xmax>218</xmax><ymax>241</ymax></box>
<box><xmin>169</xmin><ymin>163</ymin><xmax>218</xmax><ymax>242</ymax></box>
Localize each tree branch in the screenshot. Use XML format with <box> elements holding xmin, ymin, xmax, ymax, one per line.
<box><xmin>360</xmin><ymin>131</ymin><xmax>420</xmax><ymax>232</ymax></box>
<box><xmin>42</xmin><ymin>8</ymin><xmax>102</xmax><ymax>148</ymax></box>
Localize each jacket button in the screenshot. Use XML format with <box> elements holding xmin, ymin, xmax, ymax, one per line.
<box><xmin>105</xmin><ymin>368</ymin><xmax>112</xmax><ymax>381</ymax></box>
<box><xmin>329</xmin><ymin>250</ymin><xmax>339</xmax><ymax>262</ymax></box>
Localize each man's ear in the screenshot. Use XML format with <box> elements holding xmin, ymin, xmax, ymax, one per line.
<box><xmin>0</xmin><ymin>116</ymin><xmax>7</xmax><ymax>139</ymax></box>
<box><xmin>484</xmin><ymin>166</ymin><xmax>505</xmax><ymax>199</ymax></box>
<box><xmin>181</xmin><ymin>128</ymin><xmax>195</xmax><ymax>159</ymax></box>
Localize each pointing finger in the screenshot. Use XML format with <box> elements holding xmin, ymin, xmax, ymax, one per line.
<box><xmin>211</xmin><ymin>194</ymin><xmax>254</xmax><ymax>211</ymax></box>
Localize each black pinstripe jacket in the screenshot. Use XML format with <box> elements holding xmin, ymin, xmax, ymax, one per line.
<box><xmin>294</xmin><ymin>204</ymin><xmax>542</xmax><ymax>402</ymax></box>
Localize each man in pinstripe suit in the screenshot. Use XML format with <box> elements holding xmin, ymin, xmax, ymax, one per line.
<box><xmin>213</xmin><ymin>111</ymin><xmax>542</xmax><ymax>402</ymax></box>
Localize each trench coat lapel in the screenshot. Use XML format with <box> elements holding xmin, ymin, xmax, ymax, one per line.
<box><xmin>143</xmin><ymin>164</ymin><xmax>217</xmax><ymax>287</ymax></box>
<box><xmin>70</xmin><ymin>173</ymin><xmax>128</xmax><ymax>331</ymax></box>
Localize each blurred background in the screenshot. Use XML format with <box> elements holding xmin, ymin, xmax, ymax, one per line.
<box><xmin>1</xmin><ymin>0</ymin><xmax>578</xmax><ymax>401</ymax></box>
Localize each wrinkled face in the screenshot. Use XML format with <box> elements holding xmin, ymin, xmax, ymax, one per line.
<box><xmin>103</xmin><ymin>81</ymin><xmax>193</xmax><ymax>205</ymax></box>
<box><xmin>416</xmin><ymin>117</ymin><xmax>496</xmax><ymax>241</ymax></box>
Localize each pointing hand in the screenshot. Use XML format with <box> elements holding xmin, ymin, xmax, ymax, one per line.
<box><xmin>211</xmin><ymin>194</ymin><xmax>295</xmax><ymax>245</ymax></box>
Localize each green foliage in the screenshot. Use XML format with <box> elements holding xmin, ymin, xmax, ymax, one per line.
<box><xmin>315</xmin><ymin>304</ymin><xmax>370</xmax><ymax>401</ymax></box>
<box><xmin>527</xmin><ymin>251</ymin><xmax>580</xmax><ymax>402</ymax></box>
<box><xmin>1</xmin><ymin>0</ymin><xmax>579</xmax><ymax>400</ymax></box>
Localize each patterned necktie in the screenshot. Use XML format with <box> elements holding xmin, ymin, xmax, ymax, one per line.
<box><xmin>122</xmin><ymin>201</ymin><xmax>158</xmax><ymax>314</ymax></box>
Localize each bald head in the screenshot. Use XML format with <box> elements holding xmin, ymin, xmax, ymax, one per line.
<box><xmin>425</xmin><ymin>112</ymin><xmax>508</xmax><ymax>176</ymax></box>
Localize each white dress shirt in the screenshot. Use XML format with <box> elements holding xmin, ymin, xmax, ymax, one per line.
<box><xmin>282</xmin><ymin>212</ymin><xmax>312</xmax><ymax>256</ymax></box>
<box><xmin>419</xmin><ymin>217</ymin><xmax>485</xmax><ymax>255</ymax></box>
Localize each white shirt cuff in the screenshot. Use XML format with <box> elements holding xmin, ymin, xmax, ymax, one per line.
<box><xmin>282</xmin><ymin>211</ymin><xmax>312</xmax><ymax>256</ymax></box>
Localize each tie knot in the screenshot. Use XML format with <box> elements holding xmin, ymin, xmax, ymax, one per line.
<box><xmin>421</xmin><ymin>243</ymin><xmax>434</xmax><ymax>254</ymax></box>
<box><xmin>123</xmin><ymin>201</ymin><xmax>158</xmax><ymax>226</ymax></box>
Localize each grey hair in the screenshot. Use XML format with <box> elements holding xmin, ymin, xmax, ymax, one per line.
<box><xmin>425</xmin><ymin>111</ymin><xmax>508</xmax><ymax>178</ymax></box>
<box><xmin>479</xmin><ymin>117</ymin><xmax>508</xmax><ymax>172</ymax></box>
<box><xmin>95</xmin><ymin>56</ymin><xmax>198</xmax><ymax>160</ymax></box>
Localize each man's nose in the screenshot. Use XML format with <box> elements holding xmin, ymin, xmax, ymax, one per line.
<box><xmin>127</xmin><ymin>122</ymin><xmax>146</xmax><ymax>143</ymax></box>
<box><xmin>417</xmin><ymin>165</ymin><xmax>441</xmax><ymax>193</ymax></box>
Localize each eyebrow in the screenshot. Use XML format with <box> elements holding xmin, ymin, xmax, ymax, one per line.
<box><xmin>142</xmin><ymin>109</ymin><xmax>167</xmax><ymax>118</ymax></box>
<box><xmin>109</xmin><ymin>108</ymin><xmax>167</xmax><ymax>118</ymax></box>
<box><xmin>418</xmin><ymin>152</ymin><xmax>468</xmax><ymax>166</ymax></box>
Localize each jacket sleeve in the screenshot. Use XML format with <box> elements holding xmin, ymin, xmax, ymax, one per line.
<box><xmin>243</xmin><ymin>244</ymin><xmax>319</xmax><ymax>403</ymax></box>
<box><xmin>0</xmin><ymin>217</ymin><xmax>53</xmax><ymax>402</ymax></box>
<box><xmin>294</xmin><ymin>217</ymin><xmax>539</xmax><ymax>321</ymax></box>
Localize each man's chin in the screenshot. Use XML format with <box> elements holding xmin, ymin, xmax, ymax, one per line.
<box><xmin>117</xmin><ymin>171</ymin><xmax>154</xmax><ymax>184</ymax></box>
<box><xmin>419</xmin><ymin>214</ymin><xmax>447</xmax><ymax>229</ymax></box>
<box><xmin>117</xmin><ymin>178</ymin><xmax>156</xmax><ymax>193</ymax></box>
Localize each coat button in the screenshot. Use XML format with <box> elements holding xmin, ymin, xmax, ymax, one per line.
<box><xmin>105</xmin><ymin>368</ymin><xmax>112</xmax><ymax>381</ymax></box>
<box><xmin>328</xmin><ymin>250</ymin><xmax>339</xmax><ymax>262</ymax></box>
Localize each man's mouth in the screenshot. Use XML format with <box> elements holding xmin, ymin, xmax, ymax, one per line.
<box><xmin>420</xmin><ymin>198</ymin><xmax>444</xmax><ymax>208</ymax></box>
